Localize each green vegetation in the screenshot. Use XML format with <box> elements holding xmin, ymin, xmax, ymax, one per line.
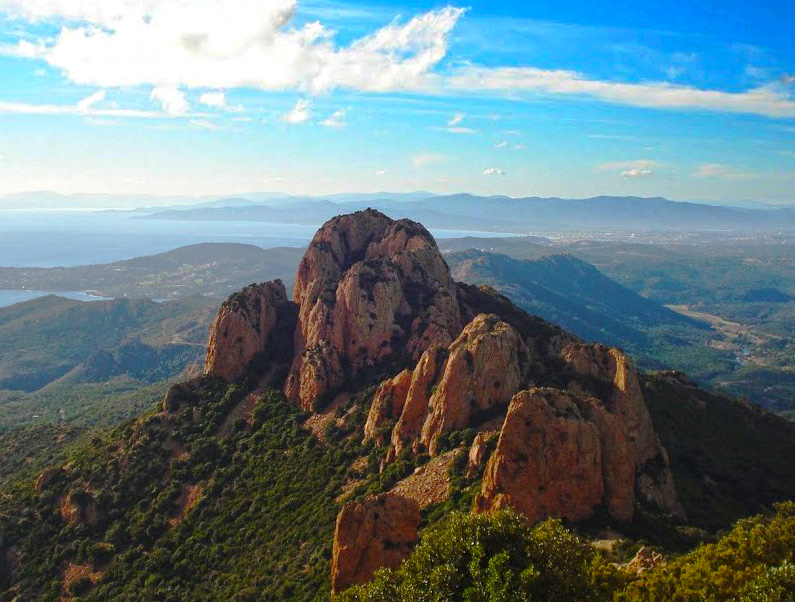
<box><xmin>0</xmin><ymin>384</ymin><xmax>370</xmax><ymax>601</ymax></box>
<box><xmin>341</xmin><ymin>504</ymin><xmax>795</xmax><ymax>602</ymax></box>
<box><xmin>0</xmin><ymin>294</ymin><xmax>216</xmax><ymax>429</ymax></box>
<box><xmin>338</xmin><ymin>510</ymin><xmax>619</xmax><ymax>602</ymax></box>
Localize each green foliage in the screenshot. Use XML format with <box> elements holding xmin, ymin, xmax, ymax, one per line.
<box><xmin>619</xmin><ymin>502</ymin><xmax>795</xmax><ymax>602</ymax></box>
<box><xmin>0</xmin><ymin>383</ymin><xmax>369</xmax><ymax>601</ymax></box>
<box><xmin>338</xmin><ymin>511</ymin><xmax>622</xmax><ymax>602</ymax></box>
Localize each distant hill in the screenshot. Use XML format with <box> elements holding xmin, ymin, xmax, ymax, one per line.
<box><xmin>0</xmin><ymin>294</ymin><xmax>214</xmax><ymax>391</ymax></box>
<box><xmin>141</xmin><ymin>194</ymin><xmax>795</xmax><ymax>232</ymax></box>
<box><xmin>0</xmin><ymin>242</ymin><xmax>306</xmax><ymax>300</ymax></box>
<box><xmin>447</xmin><ymin>250</ymin><xmax>710</xmax><ymax>357</ymax></box>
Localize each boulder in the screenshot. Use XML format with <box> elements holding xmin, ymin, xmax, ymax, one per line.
<box><xmin>330</xmin><ymin>493</ymin><xmax>420</xmax><ymax>593</ymax></box>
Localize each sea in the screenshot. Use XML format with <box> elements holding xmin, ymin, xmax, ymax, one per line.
<box><xmin>0</xmin><ymin>209</ymin><xmax>515</xmax><ymax>308</ymax></box>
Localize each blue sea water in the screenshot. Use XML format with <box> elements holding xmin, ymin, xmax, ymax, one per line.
<box><xmin>0</xmin><ymin>290</ymin><xmax>112</xmax><ymax>308</ymax></box>
<box><xmin>0</xmin><ymin>210</ymin><xmax>515</xmax><ymax>268</ymax></box>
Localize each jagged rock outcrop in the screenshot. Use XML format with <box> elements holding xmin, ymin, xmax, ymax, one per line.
<box><xmin>204</xmin><ymin>280</ymin><xmax>296</xmax><ymax>383</ymax></box>
<box><xmin>363</xmin><ymin>370</ymin><xmax>413</xmax><ymax>444</ymax></box>
<box><xmin>330</xmin><ymin>493</ymin><xmax>420</xmax><ymax>594</ymax></box>
<box><xmin>285</xmin><ymin>210</ymin><xmax>462</xmax><ymax>410</ymax></box>
<box><xmin>382</xmin><ymin>314</ymin><xmax>531</xmax><ymax>458</ymax></box>
<box><xmin>561</xmin><ymin>343</ymin><xmax>680</xmax><ymax>514</ymax></box>
<box><xmin>35</xmin><ymin>467</ymin><xmax>63</xmax><ymax>493</ymax></box>
<box><xmin>475</xmin><ymin>388</ymin><xmax>635</xmax><ymax>523</ymax></box>
<box><xmin>419</xmin><ymin>314</ymin><xmax>531</xmax><ymax>454</ymax></box>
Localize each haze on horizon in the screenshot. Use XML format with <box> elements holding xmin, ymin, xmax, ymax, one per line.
<box><xmin>0</xmin><ymin>0</ymin><xmax>794</xmax><ymax>205</ymax></box>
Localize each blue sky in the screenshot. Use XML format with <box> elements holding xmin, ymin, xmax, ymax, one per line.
<box><xmin>0</xmin><ymin>0</ymin><xmax>794</xmax><ymax>204</ymax></box>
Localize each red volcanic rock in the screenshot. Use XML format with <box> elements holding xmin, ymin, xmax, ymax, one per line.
<box><xmin>286</xmin><ymin>210</ymin><xmax>462</xmax><ymax>410</ymax></box>
<box><xmin>419</xmin><ymin>314</ymin><xmax>531</xmax><ymax>455</ymax></box>
<box><xmin>204</xmin><ymin>281</ymin><xmax>291</xmax><ymax>382</ymax></box>
<box><xmin>330</xmin><ymin>493</ymin><xmax>420</xmax><ymax>594</ymax></box>
<box><xmin>363</xmin><ymin>370</ymin><xmax>413</xmax><ymax>444</ymax></box>
<box><xmin>562</xmin><ymin>343</ymin><xmax>680</xmax><ymax>514</ymax></box>
<box><xmin>466</xmin><ymin>433</ymin><xmax>489</xmax><ymax>478</ymax></box>
<box><xmin>475</xmin><ymin>388</ymin><xmax>635</xmax><ymax>523</ymax></box>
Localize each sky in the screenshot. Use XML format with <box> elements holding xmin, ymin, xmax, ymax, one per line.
<box><xmin>0</xmin><ymin>0</ymin><xmax>794</xmax><ymax>204</ymax></box>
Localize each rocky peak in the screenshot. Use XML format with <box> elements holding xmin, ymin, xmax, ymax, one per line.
<box><xmin>204</xmin><ymin>280</ymin><xmax>296</xmax><ymax>383</ymax></box>
<box><xmin>285</xmin><ymin>210</ymin><xmax>462</xmax><ymax>410</ymax></box>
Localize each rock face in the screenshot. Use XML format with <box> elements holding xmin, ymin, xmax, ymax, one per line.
<box><xmin>285</xmin><ymin>210</ymin><xmax>462</xmax><ymax>410</ymax></box>
<box><xmin>204</xmin><ymin>281</ymin><xmax>296</xmax><ymax>383</ymax></box>
<box><xmin>475</xmin><ymin>388</ymin><xmax>635</xmax><ymax>523</ymax></box>
<box><xmin>383</xmin><ymin>314</ymin><xmax>530</xmax><ymax>458</ymax></box>
<box><xmin>419</xmin><ymin>314</ymin><xmax>531</xmax><ymax>455</ymax></box>
<box><xmin>363</xmin><ymin>370</ymin><xmax>413</xmax><ymax>444</ymax></box>
<box><xmin>330</xmin><ymin>493</ymin><xmax>420</xmax><ymax>594</ymax></box>
<box><xmin>561</xmin><ymin>344</ymin><xmax>680</xmax><ymax>514</ymax></box>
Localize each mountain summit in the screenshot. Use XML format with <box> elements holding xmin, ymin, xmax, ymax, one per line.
<box><xmin>203</xmin><ymin>210</ymin><xmax>680</xmax><ymax>591</ymax></box>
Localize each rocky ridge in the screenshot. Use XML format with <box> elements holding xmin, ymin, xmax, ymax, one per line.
<box><xmin>202</xmin><ymin>209</ymin><xmax>682</xmax><ymax>592</ymax></box>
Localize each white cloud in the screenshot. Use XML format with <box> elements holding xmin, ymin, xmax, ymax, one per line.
<box><xmin>483</xmin><ymin>167</ymin><xmax>506</xmax><ymax>176</ymax></box>
<box><xmin>598</xmin><ymin>159</ymin><xmax>661</xmax><ymax>172</ymax></box>
<box><xmin>76</xmin><ymin>89</ymin><xmax>105</xmax><ymax>112</ymax></box>
<box><xmin>694</xmin><ymin>163</ymin><xmax>759</xmax><ymax>179</ymax></box>
<box><xmin>190</xmin><ymin>118</ymin><xmax>221</xmax><ymax>130</ymax></box>
<box><xmin>320</xmin><ymin>109</ymin><xmax>346</xmax><ymax>127</ymax></box>
<box><xmin>494</xmin><ymin>141</ymin><xmax>508</xmax><ymax>149</ymax></box>
<box><xmin>446</xmin><ymin>66</ymin><xmax>795</xmax><ymax>119</ymax></box>
<box><xmin>2</xmin><ymin>1</ymin><xmax>464</xmax><ymax>96</ymax></box>
<box><xmin>443</xmin><ymin>126</ymin><xmax>476</xmax><ymax>134</ymax></box>
<box><xmin>620</xmin><ymin>168</ymin><xmax>654</xmax><ymax>178</ymax></box>
<box><xmin>514</xmin><ymin>144</ymin><xmax>524</xmax><ymax>150</ymax></box>
<box><xmin>285</xmin><ymin>98</ymin><xmax>311</xmax><ymax>124</ymax></box>
<box><xmin>150</xmin><ymin>85</ymin><xmax>188</xmax><ymax>116</ymax></box>
<box><xmin>0</xmin><ymin>99</ymin><xmax>161</xmax><ymax>118</ymax></box>
<box><xmin>437</xmin><ymin>112</ymin><xmax>475</xmax><ymax>134</ymax></box>
<box><xmin>412</xmin><ymin>153</ymin><xmax>446</xmax><ymax>167</ymax></box>
<box><xmin>375</xmin><ymin>169</ymin><xmax>387</xmax><ymax>176</ymax></box>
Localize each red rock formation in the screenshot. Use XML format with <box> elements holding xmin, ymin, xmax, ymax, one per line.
<box><xmin>286</xmin><ymin>210</ymin><xmax>462</xmax><ymax>410</ymax></box>
<box><xmin>475</xmin><ymin>388</ymin><xmax>635</xmax><ymax>523</ymax></box>
<box><xmin>330</xmin><ymin>493</ymin><xmax>420</xmax><ymax>594</ymax></box>
<box><xmin>419</xmin><ymin>314</ymin><xmax>531</xmax><ymax>455</ymax></box>
<box><xmin>389</xmin><ymin>346</ymin><xmax>447</xmax><ymax>458</ymax></box>
<box><xmin>466</xmin><ymin>433</ymin><xmax>489</xmax><ymax>478</ymax></box>
<box><xmin>363</xmin><ymin>370</ymin><xmax>413</xmax><ymax>444</ymax></box>
<box><xmin>204</xmin><ymin>280</ymin><xmax>292</xmax><ymax>382</ymax></box>
<box><xmin>562</xmin><ymin>343</ymin><xmax>680</xmax><ymax>514</ymax></box>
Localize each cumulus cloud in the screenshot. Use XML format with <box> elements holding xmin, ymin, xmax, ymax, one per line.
<box><xmin>150</xmin><ymin>84</ymin><xmax>188</xmax><ymax>116</ymax></box>
<box><xmin>0</xmin><ymin>0</ymin><xmax>464</xmax><ymax>96</ymax></box>
<box><xmin>4</xmin><ymin>1</ymin><xmax>795</xmax><ymax>121</ymax></box>
<box><xmin>494</xmin><ymin>141</ymin><xmax>508</xmax><ymax>149</ymax></box>
<box><xmin>285</xmin><ymin>98</ymin><xmax>311</xmax><ymax>124</ymax></box>
<box><xmin>483</xmin><ymin>167</ymin><xmax>505</xmax><ymax>176</ymax></box>
<box><xmin>198</xmin><ymin>91</ymin><xmax>241</xmax><ymax>111</ymax></box>
<box><xmin>320</xmin><ymin>109</ymin><xmax>346</xmax><ymax>127</ymax></box>
<box><xmin>437</xmin><ymin>112</ymin><xmax>475</xmax><ymax>134</ymax></box>
<box><xmin>448</xmin><ymin>113</ymin><xmax>464</xmax><ymax>126</ymax></box>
